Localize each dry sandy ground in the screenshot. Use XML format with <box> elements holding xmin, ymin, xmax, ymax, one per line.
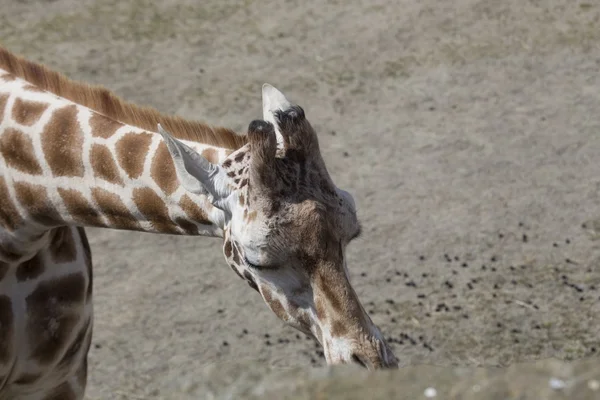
<box><xmin>2</xmin><ymin>0</ymin><xmax>600</xmax><ymax>398</ymax></box>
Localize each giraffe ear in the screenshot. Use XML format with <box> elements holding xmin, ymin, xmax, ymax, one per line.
<box><xmin>157</xmin><ymin>124</ymin><xmax>232</xmax><ymax>209</ymax></box>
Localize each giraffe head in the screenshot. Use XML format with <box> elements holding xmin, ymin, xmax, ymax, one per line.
<box><xmin>158</xmin><ymin>84</ymin><xmax>398</xmax><ymax>369</ymax></box>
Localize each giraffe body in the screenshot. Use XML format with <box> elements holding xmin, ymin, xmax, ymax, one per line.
<box><xmin>0</xmin><ymin>47</ymin><xmax>397</xmax><ymax>399</ymax></box>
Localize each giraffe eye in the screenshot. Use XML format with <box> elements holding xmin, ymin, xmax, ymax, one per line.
<box><xmin>244</xmin><ymin>256</ymin><xmax>264</xmax><ymax>270</ymax></box>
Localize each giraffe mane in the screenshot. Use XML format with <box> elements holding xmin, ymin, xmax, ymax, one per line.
<box><xmin>0</xmin><ymin>46</ymin><xmax>247</xmax><ymax>150</ymax></box>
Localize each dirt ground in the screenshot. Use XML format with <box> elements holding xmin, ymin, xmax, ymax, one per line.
<box><xmin>2</xmin><ymin>0</ymin><xmax>600</xmax><ymax>398</ymax></box>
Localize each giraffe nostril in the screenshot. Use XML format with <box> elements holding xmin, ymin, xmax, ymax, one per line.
<box><xmin>351</xmin><ymin>354</ymin><xmax>368</xmax><ymax>369</ymax></box>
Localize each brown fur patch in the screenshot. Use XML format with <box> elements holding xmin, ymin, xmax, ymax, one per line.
<box><xmin>14</xmin><ymin>372</ymin><xmax>43</xmax><ymax>385</ymax></box>
<box><xmin>0</xmin><ymin>295</ymin><xmax>14</xmax><ymax>364</ymax></box>
<box><xmin>174</xmin><ymin>217</ymin><xmax>198</xmax><ymax>235</ymax></box>
<box><xmin>0</xmin><ymin>262</ymin><xmax>8</xmax><ymax>281</ymax></box>
<box><xmin>239</xmin><ymin>193</ymin><xmax>245</xmax><ymax>206</ymax></box>
<box><xmin>91</xmin><ymin>187</ymin><xmax>140</xmax><ymax>231</ymax></box>
<box><xmin>231</xmin><ymin>243</ymin><xmax>240</xmax><ymax>265</ymax></box>
<box><xmin>115</xmin><ymin>132</ymin><xmax>152</xmax><ymax>180</ymax></box>
<box><xmin>49</xmin><ymin>227</ymin><xmax>77</xmax><ymax>264</ymax></box>
<box><xmin>0</xmin><ymin>176</ymin><xmax>22</xmax><ymax>231</ymax></box>
<box><xmin>90</xmin><ymin>144</ymin><xmax>124</xmax><ymax>185</ymax></box>
<box><xmin>0</xmin><ymin>93</ymin><xmax>8</xmax><ymax>122</ymax></box>
<box><xmin>12</xmin><ymin>97</ymin><xmax>49</xmax><ymax>126</ymax></box>
<box><xmin>58</xmin><ymin>318</ymin><xmax>90</xmax><ymax>368</ymax></box>
<box><xmin>330</xmin><ymin>319</ymin><xmax>349</xmax><ymax>337</ymax></box>
<box><xmin>261</xmin><ymin>287</ymin><xmax>287</xmax><ymax>321</ymax></box>
<box><xmin>77</xmin><ymin>227</ymin><xmax>93</xmax><ymax>299</ymax></box>
<box><xmin>223</xmin><ymin>240</ymin><xmax>232</xmax><ymax>258</ymax></box>
<box><xmin>201</xmin><ymin>148</ymin><xmax>219</xmax><ymax>164</ymax></box>
<box><xmin>151</xmin><ymin>142</ymin><xmax>177</xmax><ymax>195</ymax></box>
<box><xmin>42</xmin><ymin>105</ymin><xmax>84</xmax><ymax>177</ymax></box>
<box><xmin>315</xmin><ymin>272</ymin><xmax>344</xmax><ymax>314</ymax></box>
<box><xmin>58</xmin><ymin>188</ymin><xmax>105</xmax><ymax>227</ymax></box>
<box><xmin>42</xmin><ymin>382</ymin><xmax>77</xmax><ymax>400</ymax></box>
<box><xmin>0</xmin><ymin>127</ymin><xmax>43</xmax><ymax>174</ymax></box>
<box><xmin>14</xmin><ymin>181</ymin><xmax>60</xmax><ymax>226</ymax></box>
<box><xmin>26</xmin><ymin>273</ymin><xmax>86</xmax><ymax>364</ymax></box>
<box><xmin>242</xmin><ymin>270</ymin><xmax>259</xmax><ymax>292</ymax></box>
<box><xmin>247</xmin><ymin>210</ymin><xmax>258</xmax><ymax>222</ymax></box>
<box><xmin>132</xmin><ymin>187</ymin><xmax>178</xmax><ymax>233</ymax></box>
<box><xmin>234</xmin><ymin>151</ymin><xmax>246</xmax><ymax>162</ymax></box>
<box><xmin>16</xmin><ymin>253</ymin><xmax>45</xmax><ymax>282</ymax></box>
<box><xmin>0</xmin><ymin>242</ymin><xmax>20</xmax><ymax>263</ymax></box>
<box><xmin>89</xmin><ymin>112</ymin><xmax>123</xmax><ymax>139</ymax></box>
<box><xmin>179</xmin><ymin>194</ymin><xmax>211</xmax><ymax>225</ymax></box>
<box><xmin>0</xmin><ymin>46</ymin><xmax>246</xmax><ymax>150</ymax></box>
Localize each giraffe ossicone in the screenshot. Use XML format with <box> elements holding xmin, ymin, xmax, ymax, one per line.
<box><xmin>0</xmin><ymin>46</ymin><xmax>397</xmax><ymax>400</ymax></box>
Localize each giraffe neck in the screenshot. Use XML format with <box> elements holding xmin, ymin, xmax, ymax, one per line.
<box><xmin>0</xmin><ymin>69</ymin><xmax>232</xmax><ymax>260</ymax></box>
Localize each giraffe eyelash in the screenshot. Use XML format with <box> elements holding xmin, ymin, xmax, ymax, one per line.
<box><xmin>244</xmin><ymin>257</ymin><xmax>264</xmax><ymax>270</ymax></box>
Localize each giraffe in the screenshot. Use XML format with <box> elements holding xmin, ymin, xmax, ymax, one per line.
<box><xmin>0</xmin><ymin>47</ymin><xmax>398</xmax><ymax>399</ymax></box>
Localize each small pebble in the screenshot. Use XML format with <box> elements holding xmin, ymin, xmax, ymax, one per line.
<box><xmin>588</xmin><ymin>379</ymin><xmax>600</xmax><ymax>391</ymax></box>
<box><xmin>424</xmin><ymin>387</ymin><xmax>437</xmax><ymax>398</ymax></box>
<box><xmin>549</xmin><ymin>378</ymin><xmax>566</xmax><ymax>390</ymax></box>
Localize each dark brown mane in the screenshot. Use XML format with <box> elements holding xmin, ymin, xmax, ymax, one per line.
<box><xmin>0</xmin><ymin>46</ymin><xmax>247</xmax><ymax>150</ymax></box>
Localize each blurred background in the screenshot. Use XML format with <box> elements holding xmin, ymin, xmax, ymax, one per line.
<box><xmin>2</xmin><ymin>0</ymin><xmax>599</xmax><ymax>398</ymax></box>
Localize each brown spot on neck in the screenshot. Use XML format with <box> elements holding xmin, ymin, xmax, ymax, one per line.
<box><xmin>179</xmin><ymin>194</ymin><xmax>211</xmax><ymax>226</ymax></box>
<box><xmin>115</xmin><ymin>132</ymin><xmax>152</xmax><ymax>180</ymax></box>
<box><xmin>14</xmin><ymin>181</ymin><xmax>61</xmax><ymax>226</ymax></box>
<box><xmin>90</xmin><ymin>144</ymin><xmax>124</xmax><ymax>186</ymax></box>
<box><xmin>132</xmin><ymin>187</ymin><xmax>179</xmax><ymax>233</ymax></box>
<box><xmin>12</xmin><ymin>98</ymin><xmax>49</xmax><ymax>126</ymax></box>
<box><xmin>151</xmin><ymin>142</ymin><xmax>177</xmax><ymax>195</ymax></box>
<box><xmin>174</xmin><ymin>217</ymin><xmax>199</xmax><ymax>235</ymax></box>
<box><xmin>0</xmin><ymin>128</ymin><xmax>43</xmax><ymax>175</ymax></box>
<box><xmin>42</xmin><ymin>105</ymin><xmax>84</xmax><ymax>177</ymax></box>
<box><xmin>91</xmin><ymin>187</ymin><xmax>141</xmax><ymax>231</ymax></box>
<box><xmin>89</xmin><ymin>112</ymin><xmax>123</xmax><ymax>138</ymax></box>
<box><xmin>0</xmin><ymin>93</ymin><xmax>8</xmax><ymax>123</ymax></box>
<box><xmin>0</xmin><ymin>176</ymin><xmax>22</xmax><ymax>231</ymax></box>
<box><xmin>58</xmin><ymin>187</ymin><xmax>105</xmax><ymax>227</ymax></box>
